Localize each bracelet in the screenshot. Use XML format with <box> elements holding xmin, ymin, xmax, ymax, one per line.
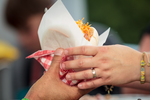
<box><xmin>141</xmin><ymin>52</ymin><xmax>146</xmax><ymax>84</ymax></box>
<box><xmin>22</xmin><ymin>98</ymin><xmax>29</xmax><ymax>100</ymax></box>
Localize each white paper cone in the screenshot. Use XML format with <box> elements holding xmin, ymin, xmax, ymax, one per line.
<box><xmin>38</xmin><ymin>0</ymin><xmax>110</xmax><ymax>50</ymax></box>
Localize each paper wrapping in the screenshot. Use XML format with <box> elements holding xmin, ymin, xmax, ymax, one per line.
<box><xmin>27</xmin><ymin>0</ymin><xmax>110</xmax><ymax>85</ymax></box>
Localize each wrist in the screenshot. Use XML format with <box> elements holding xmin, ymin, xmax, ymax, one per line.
<box><xmin>134</xmin><ymin>51</ymin><xmax>142</xmax><ymax>82</ymax></box>
<box><xmin>24</xmin><ymin>93</ymin><xmax>37</xmax><ymax>100</ymax></box>
<box><xmin>135</xmin><ymin>52</ymin><xmax>150</xmax><ymax>83</ymax></box>
<box><xmin>24</xmin><ymin>88</ymin><xmax>41</xmax><ymax>100</ymax></box>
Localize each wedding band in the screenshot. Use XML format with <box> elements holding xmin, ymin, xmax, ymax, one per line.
<box><xmin>92</xmin><ymin>68</ymin><xmax>96</xmax><ymax>78</ymax></box>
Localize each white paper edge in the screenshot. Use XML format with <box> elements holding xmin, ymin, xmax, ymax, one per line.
<box><xmin>98</xmin><ymin>27</ymin><xmax>110</xmax><ymax>46</ymax></box>
<box><xmin>38</xmin><ymin>0</ymin><xmax>91</xmax><ymax>50</ymax></box>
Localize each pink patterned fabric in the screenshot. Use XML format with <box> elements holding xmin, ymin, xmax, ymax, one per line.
<box><xmin>27</xmin><ymin>50</ymin><xmax>80</xmax><ymax>85</ymax></box>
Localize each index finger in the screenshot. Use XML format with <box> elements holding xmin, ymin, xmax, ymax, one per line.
<box><xmin>64</xmin><ymin>46</ymin><xmax>98</xmax><ymax>56</ymax></box>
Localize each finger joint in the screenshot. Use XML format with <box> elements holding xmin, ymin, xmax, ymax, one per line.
<box><xmin>83</xmin><ymin>71</ymin><xmax>89</xmax><ymax>79</ymax></box>
<box><xmin>81</xmin><ymin>46</ymin><xmax>86</xmax><ymax>54</ymax></box>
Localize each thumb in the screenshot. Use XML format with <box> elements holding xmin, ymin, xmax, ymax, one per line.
<box><xmin>48</xmin><ymin>48</ymin><xmax>64</xmax><ymax>76</ymax></box>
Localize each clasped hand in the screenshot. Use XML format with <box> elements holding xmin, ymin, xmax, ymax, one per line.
<box><xmin>62</xmin><ymin>45</ymin><xmax>141</xmax><ymax>89</ymax></box>
<box><xmin>25</xmin><ymin>49</ymin><xmax>91</xmax><ymax>100</ymax></box>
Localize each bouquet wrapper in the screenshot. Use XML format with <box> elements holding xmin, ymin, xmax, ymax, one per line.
<box><xmin>27</xmin><ymin>0</ymin><xmax>110</xmax><ymax>85</ymax></box>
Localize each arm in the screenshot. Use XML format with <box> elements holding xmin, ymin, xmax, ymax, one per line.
<box><xmin>119</xmin><ymin>81</ymin><xmax>150</xmax><ymax>91</ymax></box>
<box><xmin>120</xmin><ymin>51</ymin><xmax>150</xmax><ymax>91</ymax></box>
<box><xmin>24</xmin><ymin>48</ymin><xmax>92</xmax><ymax>100</ymax></box>
<box><xmin>62</xmin><ymin>45</ymin><xmax>150</xmax><ymax>90</ymax></box>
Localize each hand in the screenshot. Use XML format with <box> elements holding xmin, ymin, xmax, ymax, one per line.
<box><xmin>62</xmin><ymin>45</ymin><xmax>142</xmax><ymax>89</ymax></box>
<box><xmin>24</xmin><ymin>48</ymin><xmax>92</xmax><ymax>100</ymax></box>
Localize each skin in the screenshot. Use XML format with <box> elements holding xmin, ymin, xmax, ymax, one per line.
<box><xmin>122</xmin><ymin>33</ymin><xmax>150</xmax><ymax>94</ymax></box>
<box><xmin>61</xmin><ymin>45</ymin><xmax>150</xmax><ymax>90</ymax></box>
<box><xmin>25</xmin><ymin>48</ymin><xmax>92</xmax><ymax>100</ymax></box>
<box><xmin>17</xmin><ymin>14</ymin><xmax>93</xmax><ymax>99</ymax></box>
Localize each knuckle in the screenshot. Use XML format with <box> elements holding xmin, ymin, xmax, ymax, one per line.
<box><xmin>81</xmin><ymin>46</ymin><xmax>86</xmax><ymax>54</ymax></box>
<box><xmin>71</xmin><ymin>73</ymin><xmax>76</xmax><ymax>79</ymax></box>
<box><xmin>52</xmin><ymin>58</ymin><xmax>61</xmax><ymax>64</ymax></box>
<box><xmin>83</xmin><ymin>81</ymin><xmax>97</xmax><ymax>89</ymax></box>
<box><xmin>67</xmin><ymin>48</ymin><xmax>73</xmax><ymax>55</ymax></box>
<box><xmin>98</xmin><ymin>59</ymin><xmax>110</xmax><ymax>70</ymax></box>
<box><xmin>63</xmin><ymin>62</ymin><xmax>68</xmax><ymax>69</ymax></box>
<box><xmin>107</xmin><ymin>72</ymin><xmax>111</xmax><ymax>78</ymax></box>
<box><xmin>101</xmin><ymin>72</ymin><xmax>106</xmax><ymax>79</ymax></box>
<box><xmin>102</xmin><ymin>71</ymin><xmax>111</xmax><ymax>80</ymax></box>
<box><xmin>90</xmin><ymin>81</ymin><xmax>96</xmax><ymax>88</ymax></box>
<box><xmin>98</xmin><ymin>46</ymin><xmax>109</xmax><ymax>53</ymax></box>
<box><xmin>78</xmin><ymin>59</ymin><xmax>84</xmax><ymax>68</ymax></box>
<box><xmin>100</xmin><ymin>58</ymin><xmax>108</xmax><ymax>64</ymax></box>
<box><xmin>68</xmin><ymin>73</ymin><xmax>76</xmax><ymax>80</ymax></box>
<box><xmin>65</xmin><ymin>48</ymin><xmax>74</xmax><ymax>55</ymax></box>
<box><xmin>83</xmin><ymin>71</ymin><xmax>89</xmax><ymax>79</ymax></box>
<box><xmin>95</xmin><ymin>69</ymin><xmax>101</xmax><ymax>78</ymax></box>
<box><xmin>83</xmin><ymin>82</ymin><xmax>88</xmax><ymax>88</ymax></box>
<box><xmin>104</xmin><ymin>73</ymin><xmax>110</xmax><ymax>79</ymax></box>
<box><xmin>102</xmin><ymin>64</ymin><xmax>109</xmax><ymax>71</ymax></box>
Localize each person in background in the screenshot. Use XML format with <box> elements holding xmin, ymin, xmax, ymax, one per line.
<box><xmin>139</xmin><ymin>25</ymin><xmax>150</xmax><ymax>52</ymax></box>
<box><xmin>121</xmin><ymin>25</ymin><xmax>150</xmax><ymax>94</ymax></box>
<box><xmin>5</xmin><ymin>0</ymin><xmax>52</xmax><ymax>98</ymax></box>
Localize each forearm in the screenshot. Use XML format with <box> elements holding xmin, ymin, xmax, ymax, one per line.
<box><xmin>118</xmin><ymin>81</ymin><xmax>150</xmax><ymax>91</ymax></box>
<box><xmin>118</xmin><ymin>52</ymin><xmax>150</xmax><ymax>91</ymax></box>
<box><xmin>24</xmin><ymin>85</ymin><xmax>41</xmax><ymax>100</ymax></box>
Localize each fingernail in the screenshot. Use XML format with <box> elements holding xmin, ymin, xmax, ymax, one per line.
<box><xmin>78</xmin><ymin>84</ymin><xmax>82</xmax><ymax>88</ymax></box>
<box><xmin>61</xmin><ymin>63</ymin><xmax>65</xmax><ymax>70</ymax></box>
<box><xmin>54</xmin><ymin>49</ymin><xmax>63</xmax><ymax>55</ymax></box>
<box><xmin>64</xmin><ymin>49</ymin><xmax>68</xmax><ymax>55</ymax></box>
<box><xmin>66</xmin><ymin>74</ymin><xmax>71</xmax><ymax>80</ymax></box>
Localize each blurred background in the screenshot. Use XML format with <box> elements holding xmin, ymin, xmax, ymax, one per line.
<box><xmin>88</xmin><ymin>0</ymin><xmax>150</xmax><ymax>44</ymax></box>
<box><xmin>0</xmin><ymin>0</ymin><xmax>150</xmax><ymax>99</ymax></box>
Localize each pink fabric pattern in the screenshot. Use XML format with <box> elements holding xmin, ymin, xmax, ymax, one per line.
<box><xmin>27</xmin><ymin>50</ymin><xmax>80</xmax><ymax>85</ymax></box>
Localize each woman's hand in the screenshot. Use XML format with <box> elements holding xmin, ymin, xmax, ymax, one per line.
<box><xmin>62</xmin><ymin>45</ymin><xmax>142</xmax><ymax>89</ymax></box>
<box><xmin>25</xmin><ymin>48</ymin><xmax>92</xmax><ymax>100</ymax></box>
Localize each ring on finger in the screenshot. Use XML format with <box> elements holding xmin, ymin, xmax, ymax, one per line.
<box><xmin>92</xmin><ymin>68</ymin><xmax>96</xmax><ymax>78</ymax></box>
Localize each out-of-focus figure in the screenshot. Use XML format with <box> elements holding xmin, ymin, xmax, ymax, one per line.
<box><xmin>139</xmin><ymin>26</ymin><xmax>150</xmax><ymax>52</ymax></box>
<box><xmin>0</xmin><ymin>41</ymin><xmax>19</xmax><ymax>62</ymax></box>
<box><xmin>4</xmin><ymin>0</ymin><xmax>52</xmax><ymax>99</ymax></box>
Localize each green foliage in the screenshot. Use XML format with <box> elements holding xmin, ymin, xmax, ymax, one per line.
<box><xmin>87</xmin><ymin>0</ymin><xmax>150</xmax><ymax>43</ymax></box>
